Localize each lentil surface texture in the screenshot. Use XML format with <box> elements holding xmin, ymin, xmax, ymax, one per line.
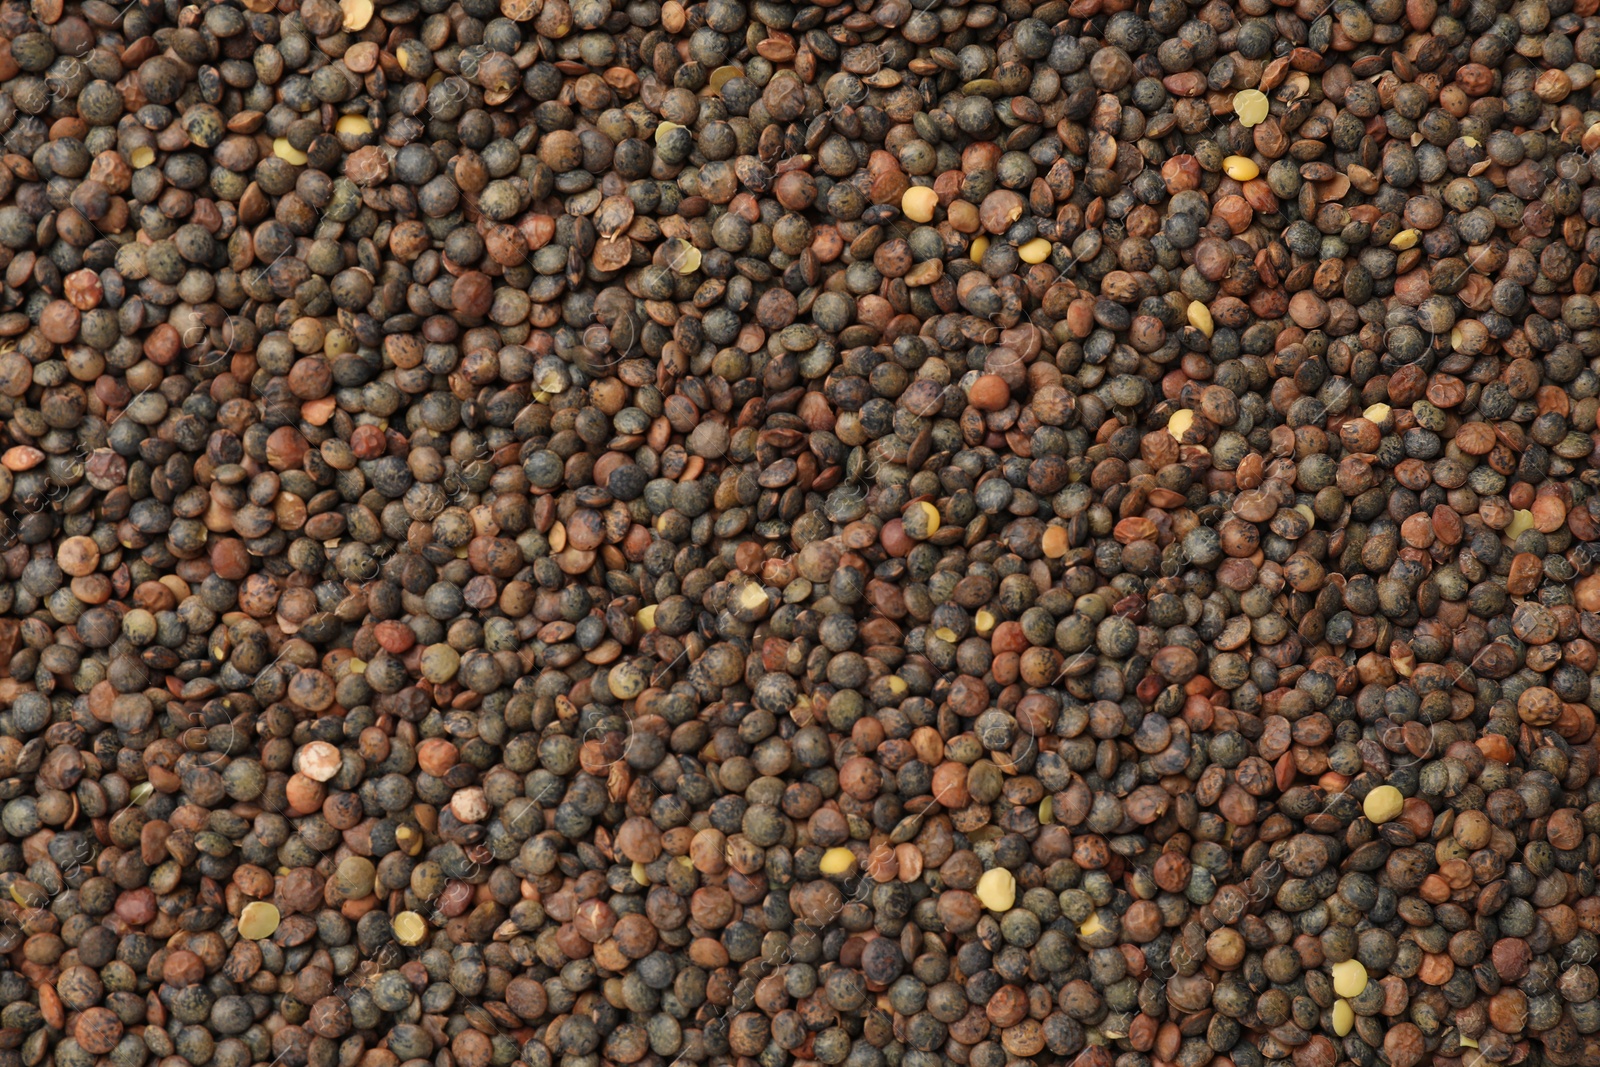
<box><xmin>0</xmin><ymin>2</ymin><xmax>1595</xmax><ymax>1067</ymax></box>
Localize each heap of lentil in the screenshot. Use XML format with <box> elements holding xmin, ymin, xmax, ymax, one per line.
<box><xmin>0</xmin><ymin>1</ymin><xmax>1598</xmax><ymax>1067</ymax></box>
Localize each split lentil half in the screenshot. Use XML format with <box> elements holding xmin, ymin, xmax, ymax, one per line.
<box><xmin>0</xmin><ymin>1</ymin><xmax>1596</xmax><ymax>1067</ymax></box>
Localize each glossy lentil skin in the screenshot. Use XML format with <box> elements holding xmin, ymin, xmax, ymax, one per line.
<box><xmin>0</xmin><ymin>2</ymin><xmax>1599</xmax><ymax>1067</ymax></box>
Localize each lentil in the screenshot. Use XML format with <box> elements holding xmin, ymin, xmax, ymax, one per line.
<box><xmin>0</xmin><ymin>4</ymin><xmax>1594</xmax><ymax>1067</ymax></box>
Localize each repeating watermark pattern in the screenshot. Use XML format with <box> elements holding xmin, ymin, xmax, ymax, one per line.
<box><xmin>0</xmin><ymin>394</ymin><xmax>499</xmax><ymax>965</ymax></box>
<box><xmin>326</xmin><ymin>774</ymin><xmax>563</xmax><ymax>1018</ymax></box>
<box><xmin>0</xmin><ymin>435</ymin><xmax>95</xmax><ymax>551</ymax></box>
<box><xmin>0</xmin><ymin>17</ymin><xmax>112</xmax><ymax>154</ymax></box>
<box><xmin>0</xmin><ymin>8</ymin><xmax>1539</xmax><ymax>1063</ymax></box>
<box><xmin>661</xmin><ymin>790</ymin><xmax>957</xmax><ymax>1067</ymax></box>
